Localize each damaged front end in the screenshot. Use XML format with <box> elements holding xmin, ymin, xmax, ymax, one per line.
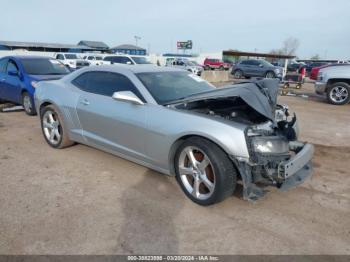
<box><xmin>170</xmin><ymin>79</ymin><xmax>314</xmax><ymax>201</ymax></box>
<box><xmin>236</xmin><ymin>105</ymin><xmax>314</xmax><ymax>201</ymax></box>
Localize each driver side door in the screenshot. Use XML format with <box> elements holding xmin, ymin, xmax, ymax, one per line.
<box><xmin>74</xmin><ymin>71</ymin><xmax>150</xmax><ymax>162</ymax></box>
<box><xmin>2</xmin><ymin>59</ymin><xmax>22</xmax><ymax>103</ymax></box>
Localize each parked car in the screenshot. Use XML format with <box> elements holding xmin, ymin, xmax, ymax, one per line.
<box><xmin>103</xmin><ymin>54</ymin><xmax>151</xmax><ymax>65</ymax></box>
<box><xmin>203</xmin><ymin>58</ymin><xmax>230</xmax><ymax>70</ymax></box>
<box><xmin>231</xmin><ymin>59</ymin><xmax>283</xmax><ymax>79</ymax></box>
<box><xmin>166</xmin><ymin>58</ymin><xmax>203</xmax><ymax>76</ymax></box>
<box><xmin>82</xmin><ymin>55</ymin><xmax>109</xmax><ymax>66</ymax></box>
<box><xmin>0</xmin><ymin>56</ymin><xmax>70</xmax><ymax>115</ymax></box>
<box><xmin>55</xmin><ymin>53</ymin><xmax>90</xmax><ymax>70</ymax></box>
<box><xmin>35</xmin><ymin>65</ymin><xmax>313</xmax><ymax>205</ymax></box>
<box><xmin>315</xmin><ymin>64</ymin><xmax>350</xmax><ymax>105</ymax></box>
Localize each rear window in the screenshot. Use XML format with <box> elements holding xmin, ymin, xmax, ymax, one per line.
<box><xmin>21</xmin><ymin>58</ymin><xmax>70</xmax><ymax>75</ymax></box>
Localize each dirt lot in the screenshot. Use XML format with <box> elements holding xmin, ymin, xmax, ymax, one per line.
<box><xmin>0</xmin><ymin>83</ymin><xmax>349</xmax><ymax>255</ymax></box>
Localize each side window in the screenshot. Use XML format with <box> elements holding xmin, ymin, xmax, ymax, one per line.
<box><xmin>7</xmin><ymin>60</ymin><xmax>19</xmax><ymax>74</ymax></box>
<box><xmin>88</xmin><ymin>56</ymin><xmax>94</xmax><ymax>60</ymax></box>
<box><xmin>0</xmin><ymin>59</ymin><xmax>8</xmax><ymax>73</ymax></box>
<box><xmin>240</xmin><ymin>60</ymin><xmax>248</xmax><ymax>65</ymax></box>
<box><xmin>251</xmin><ymin>60</ymin><xmax>260</xmax><ymax>66</ymax></box>
<box><xmin>57</xmin><ymin>54</ymin><xmax>64</xmax><ymax>60</ymax></box>
<box><xmin>120</xmin><ymin>57</ymin><xmax>132</xmax><ymax>64</ymax></box>
<box><xmin>72</xmin><ymin>71</ymin><xmax>145</xmax><ymax>102</ymax></box>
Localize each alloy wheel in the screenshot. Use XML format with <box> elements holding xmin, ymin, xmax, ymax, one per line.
<box><xmin>178</xmin><ymin>146</ymin><xmax>216</xmax><ymax>200</ymax></box>
<box><xmin>266</xmin><ymin>72</ymin><xmax>275</xmax><ymax>78</ymax></box>
<box><xmin>330</xmin><ymin>86</ymin><xmax>348</xmax><ymax>103</ymax></box>
<box><xmin>42</xmin><ymin>110</ymin><xmax>62</xmax><ymax>145</ymax></box>
<box><xmin>23</xmin><ymin>95</ymin><xmax>32</xmax><ymax>113</ymax></box>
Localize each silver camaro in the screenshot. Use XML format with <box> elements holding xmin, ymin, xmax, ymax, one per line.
<box><xmin>34</xmin><ymin>65</ymin><xmax>314</xmax><ymax>205</ymax></box>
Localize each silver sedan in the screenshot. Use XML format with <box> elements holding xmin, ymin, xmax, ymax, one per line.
<box><xmin>35</xmin><ymin>65</ymin><xmax>314</xmax><ymax>205</ymax></box>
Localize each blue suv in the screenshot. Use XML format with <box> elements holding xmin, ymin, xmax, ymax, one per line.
<box><xmin>231</xmin><ymin>59</ymin><xmax>283</xmax><ymax>80</ymax></box>
<box><xmin>0</xmin><ymin>56</ymin><xmax>70</xmax><ymax>115</ymax></box>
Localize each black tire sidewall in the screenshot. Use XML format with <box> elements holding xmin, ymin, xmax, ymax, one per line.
<box><xmin>174</xmin><ymin>137</ymin><xmax>236</xmax><ymax>206</ymax></box>
<box><xmin>327</xmin><ymin>83</ymin><xmax>350</xmax><ymax>105</ymax></box>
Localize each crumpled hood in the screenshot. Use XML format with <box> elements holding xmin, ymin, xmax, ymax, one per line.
<box><xmin>29</xmin><ymin>74</ymin><xmax>66</xmax><ymax>81</ymax></box>
<box><xmin>169</xmin><ymin>79</ymin><xmax>280</xmax><ymax>121</ymax></box>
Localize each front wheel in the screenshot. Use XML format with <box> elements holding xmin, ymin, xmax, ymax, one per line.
<box><xmin>40</xmin><ymin>105</ymin><xmax>74</xmax><ymax>149</ymax></box>
<box><xmin>22</xmin><ymin>92</ymin><xmax>36</xmax><ymax>115</ymax></box>
<box><xmin>327</xmin><ymin>82</ymin><xmax>350</xmax><ymax>105</ymax></box>
<box><xmin>233</xmin><ymin>70</ymin><xmax>243</xmax><ymax>79</ymax></box>
<box><xmin>265</xmin><ymin>71</ymin><xmax>275</xmax><ymax>78</ymax></box>
<box><xmin>175</xmin><ymin>137</ymin><xmax>237</xmax><ymax>205</ymax></box>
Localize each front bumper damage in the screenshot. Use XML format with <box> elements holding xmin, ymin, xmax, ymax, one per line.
<box><xmin>233</xmin><ymin>141</ymin><xmax>314</xmax><ymax>201</ymax></box>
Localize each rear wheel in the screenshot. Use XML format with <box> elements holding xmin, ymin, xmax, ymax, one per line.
<box><xmin>327</xmin><ymin>82</ymin><xmax>350</xmax><ymax>105</ymax></box>
<box><xmin>22</xmin><ymin>92</ymin><xmax>36</xmax><ymax>115</ymax></box>
<box><xmin>233</xmin><ymin>70</ymin><xmax>243</xmax><ymax>79</ymax></box>
<box><xmin>40</xmin><ymin>105</ymin><xmax>74</xmax><ymax>149</ymax></box>
<box><xmin>175</xmin><ymin>137</ymin><xmax>237</xmax><ymax>205</ymax></box>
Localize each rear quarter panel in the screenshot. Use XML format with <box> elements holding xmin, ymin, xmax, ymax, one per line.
<box><xmin>35</xmin><ymin>80</ymin><xmax>83</xmax><ymax>141</ymax></box>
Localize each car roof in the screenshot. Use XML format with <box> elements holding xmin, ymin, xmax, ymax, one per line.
<box><xmin>75</xmin><ymin>64</ymin><xmax>184</xmax><ymax>75</ymax></box>
<box><xmin>106</xmin><ymin>64</ymin><xmax>183</xmax><ymax>73</ymax></box>
<box><xmin>1</xmin><ymin>55</ymin><xmax>53</xmax><ymax>60</ymax></box>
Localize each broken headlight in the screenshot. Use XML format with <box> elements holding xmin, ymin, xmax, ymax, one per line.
<box><xmin>251</xmin><ymin>136</ymin><xmax>289</xmax><ymax>154</ymax></box>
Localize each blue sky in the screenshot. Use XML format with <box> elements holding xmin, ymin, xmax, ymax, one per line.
<box><xmin>1</xmin><ymin>0</ymin><xmax>349</xmax><ymax>59</ymax></box>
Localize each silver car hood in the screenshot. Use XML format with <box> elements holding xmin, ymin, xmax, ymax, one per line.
<box><xmin>168</xmin><ymin>79</ymin><xmax>279</xmax><ymax>121</ymax></box>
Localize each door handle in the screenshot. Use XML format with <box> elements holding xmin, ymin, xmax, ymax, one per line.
<box><xmin>80</xmin><ymin>99</ymin><xmax>90</xmax><ymax>106</ymax></box>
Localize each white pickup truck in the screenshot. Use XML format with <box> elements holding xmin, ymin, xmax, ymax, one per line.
<box><xmin>315</xmin><ymin>64</ymin><xmax>350</xmax><ymax>105</ymax></box>
<box><xmin>55</xmin><ymin>53</ymin><xmax>90</xmax><ymax>70</ymax></box>
<box><xmin>82</xmin><ymin>55</ymin><xmax>110</xmax><ymax>66</ymax></box>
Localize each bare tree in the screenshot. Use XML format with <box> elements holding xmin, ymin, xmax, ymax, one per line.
<box><xmin>281</xmin><ymin>37</ymin><xmax>300</xmax><ymax>56</ymax></box>
<box><xmin>269</xmin><ymin>37</ymin><xmax>300</xmax><ymax>57</ymax></box>
<box><xmin>310</xmin><ymin>54</ymin><xmax>320</xmax><ymax>60</ymax></box>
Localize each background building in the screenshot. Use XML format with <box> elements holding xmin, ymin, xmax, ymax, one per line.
<box><xmin>110</xmin><ymin>44</ymin><xmax>147</xmax><ymax>55</ymax></box>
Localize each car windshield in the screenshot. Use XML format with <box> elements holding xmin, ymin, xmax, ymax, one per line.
<box><xmin>21</xmin><ymin>58</ymin><xmax>70</xmax><ymax>75</ymax></box>
<box><xmin>65</xmin><ymin>54</ymin><xmax>77</xmax><ymax>59</ymax></box>
<box><xmin>136</xmin><ymin>71</ymin><xmax>215</xmax><ymax>105</ymax></box>
<box><xmin>187</xmin><ymin>61</ymin><xmax>198</xmax><ymax>66</ymax></box>
<box><xmin>131</xmin><ymin>57</ymin><xmax>151</xmax><ymax>64</ymax></box>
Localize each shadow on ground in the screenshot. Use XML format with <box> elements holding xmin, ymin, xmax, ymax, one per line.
<box><xmin>117</xmin><ymin>169</ymin><xmax>184</xmax><ymax>254</ymax></box>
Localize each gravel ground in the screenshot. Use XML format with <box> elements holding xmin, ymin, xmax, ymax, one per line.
<box><xmin>0</xmin><ymin>83</ymin><xmax>349</xmax><ymax>255</ymax></box>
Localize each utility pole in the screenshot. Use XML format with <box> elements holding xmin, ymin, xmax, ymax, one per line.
<box><xmin>134</xmin><ymin>36</ymin><xmax>141</xmax><ymax>46</ymax></box>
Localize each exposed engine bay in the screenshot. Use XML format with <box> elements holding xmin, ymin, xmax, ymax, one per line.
<box><xmin>169</xmin><ymin>79</ymin><xmax>313</xmax><ymax>201</ymax></box>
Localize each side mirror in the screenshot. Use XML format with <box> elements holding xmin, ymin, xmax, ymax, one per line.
<box><xmin>8</xmin><ymin>70</ymin><xmax>19</xmax><ymax>77</ymax></box>
<box><xmin>112</xmin><ymin>91</ymin><xmax>144</xmax><ymax>105</ymax></box>
<box><xmin>259</xmin><ymin>64</ymin><xmax>264</xmax><ymax>67</ymax></box>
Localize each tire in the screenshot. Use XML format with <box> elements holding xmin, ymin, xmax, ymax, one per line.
<box><xmin>174</xmin><ymin>137</ymin><xmax>237</xmax><ymax>206</ymax></box>
<box><xmin>233</xmin><ymin>70</ymin><xmax>243</xmax><ymax>79</ymax></box>
<box><xmin>326</xmin><ymin>82</ymin><xmax>350</xmax><ymax>105</ymax></box>
<box><xmin>40</xmin><ymin>105</ymin><xmax>74</xmax><ymax>149</ymax></box>
<box><xmin>22</xmin><ymin>92</ymin><xmax>36</xmax><ymax>116</ymax></box>
<box><xmin>265</xmin><ymin>71</ymin><xmax>275</xmax><ymax>78</ymax></box>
